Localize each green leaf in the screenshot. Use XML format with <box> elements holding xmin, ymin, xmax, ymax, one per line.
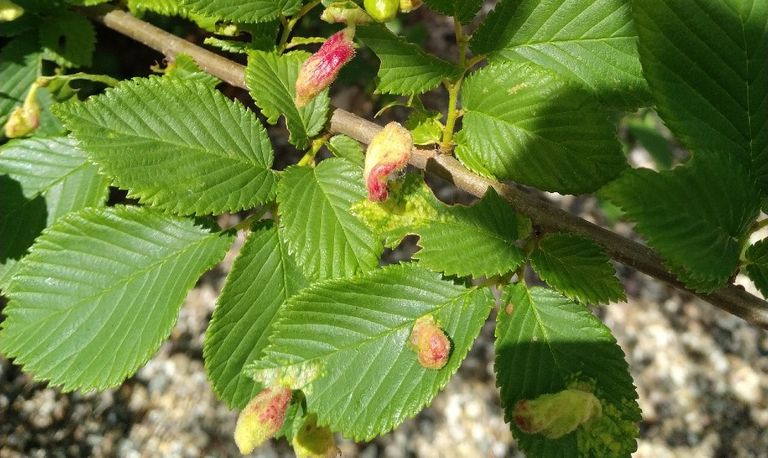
<box><xmin>0</xmin><ymin>11</ymin><xmax>35</xmax><ymax>38</ymax></box>
<box><xmin>66</xmin><ymin>0</ymin><xmax>112</xmax><ymax>5</ymax></box>
<box><xmin>471</xmin><ymin>0</ymin><xmax>648</xmax><ymax>108</ymax></box>
<box><xmin>277</xmin><ymin>395</ymin><xmax>307</xmax><ymax>441</ymax></box>
<box><xmin>404</xmin><ymin>108</ymin><xmax>443</xmax><ymax>146</ymax></box>
<box><xmin>0</xmin><ymin>175</ymin><xmax>46</xmax><ymax>291</ymax></box>
<box><xmin>0</xmin><ymin>137</ymin><xmax>109</xmax><ymax>225</ymax></box>
<box><xmin>163</xmin><ymin>54</ymin><xmax>220</xmax><ymax>88</ymax></box>
<box><xmin>246</xmin><ymin>264</ymin><xmax>494</xmax><ymax>440</ymax></box>
<box><xmin>632</xmin><ymin>0</ymin><xmax>768</xmax><ymax>193</ymax></box>
<box><xmin>127</xmin><ymin>0</ymin><xmax>215</xmax><ymax>27</ymax></box>
<box><xmin>530</xmin><ymin>233</ymin><xmax>624</xmax><ymax>305</ymax></box>
<box><xmin>246</xmin><ymin>51</ymin><xmax>330</xmax><ymax>149</ymax></box>
<box><xmin>238</xmin><ymin>21</ymin><xmax>281</xmax><ymax>51</ymax></box>
<box><xmin>66</xmin><ymin>0</ymin><xmax>112</xmax><ymax>4</ymax></box>
<box><xmin>278</xmin><ymin>159</ymin><xmax>381</xmax><ymax>280</ymax></box>
<box><xmin>203</xmin><ymin>37</ymin><xmax>249</xmax><ymax>54</ymax></box>
<box><xmin>128</xmin><ymin>0</ymin><xmax>187</xmax><ymax>15</ymax></box>
<box><xmin>53</xmin><ymin>77</ymin><xmax>278</xmax><ymax>216</ymax></box>
<box><xmin>496</xmin><ymin>284</ymin><xmax>640</xmax><ymax>457</ymax></box>
<box><xmin>453</xmin><ymin>130</ymin><xmax>495</xmax><ymax>179</ymax></box>
<box><xmin>180</xmin><ymin>0</ymin><xmax>302</xmax><ymax>22</ymax></box>
<box><xmin>415</xmin><ymin>188</ymin><xmax>526</xmax><ymax>278</ymax></box>
<box><xmin>326</xmin><ymin>134</ymin><xmax>364</xmax><ymax>167</ymax></box>
<box><xmin>0</xmin><ymin>206</ymin><xmax>233</xmax><ymax>391</ymax></box>
<box><xmin>461</xmin><ymin>60</ymin><xmax>627</xmax><ymax>194</ymax></box>
<box><xmin>351</xmin><ymin>172</ymin><xmax>443</xmax><ymax>248</ymax></box>
<box><xmin>0</xmin><ymin>32</ymin><xmax>40</xmax><ymax>127</ymax></box>
<box><xmin>745</xmin><ymin>239</ymin><xmax>768</xmax><ymax>298</ymax></box>
<box><xmin>0</xmin><ymin>137</ymin><xmax>109</xmax><ymax>291</ymax></box>
<box><xmin>356</xmin><ymin>24</ymin><xmax>457</xmax><ymax>96</ymax></box>
<box><xmin>39</xmin><ymin>10</ymin><xmax>96</xmax><ymax>68</ymax></box>
<box><xmin>422</xmin><ymin>0</ymin><xmax>483</xmax><ymax>23</ymax></box>
<box><xmin>602</xmin><ymin>153</ymin><xmax>760</xmax><ymax>292</ymax></box>
<box><xmin>34</xmin><ymin>87</ymin><xmax>67</xmax><ymax>137</ymax></box>
<box><xmin>205</xmin><ymin>220</ymin><xmax>307</xmax><ymax>409</ymax></box>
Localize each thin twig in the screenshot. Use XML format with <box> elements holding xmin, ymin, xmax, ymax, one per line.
<box><xmin>440</xmin><ymin>78</ymin><xmax>462</xmax><ymax>152</ymax></box>
<box><xmin>88</xmin><ymin>7</ymin><xmax>768</xmax><ymax>329</ymax></box>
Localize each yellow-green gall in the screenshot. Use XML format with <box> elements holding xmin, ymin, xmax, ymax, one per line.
<box><xmin>399</xmin><ymin>0</ymin><xmax>422</xmax><ymax>13</ymax></box>
<box><xmin>292</xmin><ymin>415</ymin><xmax>339</xmax><ymax>458</ymax></box>
<box><xmin>4</xmin><ymin>81</ymin><xmax>41</xmax><ymax>138</ymax></box>
<box><xmin>513</xmin><ymin>388</ymin><xmax>602</xmax><ymax>439</ymax></box>
<box><xmin>321</xmin><ymin>1</ymin><xmax>371</xmax><ymax>25</ymax></box>
<box><xmin>364</xmin><ymin>0</ymin><xmax>398</xmax><ymax>22</ymax></box>
<box><xmin>0</xmin><ymin>0</ymin><xmax>24</xmax><ymax>22</ymax></box>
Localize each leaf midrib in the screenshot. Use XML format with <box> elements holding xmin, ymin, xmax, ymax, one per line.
<box><xmin>314</xmin><ymin>167</ymin><xmax>371</xmax><ymax>269</ymax></box>
<box><xmin>259</xmin><ymin>288</ymin><xmax>478</xmax><ymax>381</ymax></box>
<box><xmin>532</xmin><ymin>248</ymin><xmax>620</xmax><ymax>302</ymax></box>
<box><xmin>9</xmin><ymin>156</ymin><xmax>94</xmax><ymax>199</ymax></box>
<box><xmin>467</xmin><ymin>110</ymin><xmax>586</xmax><ymax>157</ymax></box>
<box><xmin>432</xmin><ymin>215</ymin><xmax>519</xmax><ymax>251</ymax></box>
<box><xmin>13</xmin><ymin>230</ymin><xmax>220</xmax><ymax>317</ymax></box>
<box><xmin>737</xmin><ymin>5</ymin><xmax>756</xmax><ymax>162</ymax></box>
<box><xmin>508</xmin><ymin>34</ymin><xmax>636</xmax><ymax>48</ymax></box>
<box><xmin>68</xmin><ymin>103</ymin><xmax>267</xmax><ymax>167</ymax></box>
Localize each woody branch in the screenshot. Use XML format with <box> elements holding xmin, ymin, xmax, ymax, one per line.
<box><xmin>89</xmin><ymin>6</ymin><xmax>768</xmax><ymax>329</ymax></box>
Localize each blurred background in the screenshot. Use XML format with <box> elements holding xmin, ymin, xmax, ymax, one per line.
<box><xmin>2</xmin><ymin>3</ymin><xmax>768</xmax><ymax>457</ymax></box>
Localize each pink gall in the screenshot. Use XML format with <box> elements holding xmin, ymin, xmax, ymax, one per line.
<box><xmin>234</xmin><ymin>386</ymin><xmax>292</xmax><ymax>454</ymax></box>
<box><xmin>295</xmin><ymin>30</ymin><xmax>356</xmax><ymax>108</ymax></box>
<box><xmin>409</xmin><ymin>315</ymin><xmax>451</xmax><ymax>370</ymax></box>
<box><xmin>363</xmin><ymin>122</ymin><xmax>413</xmax><ymax>202</ymax></box>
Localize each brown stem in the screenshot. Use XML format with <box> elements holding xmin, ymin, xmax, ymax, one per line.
<box><xmin>88</xmin><ymin>7</ymin><xmax>768</xmax><ymax>329</ymax></box>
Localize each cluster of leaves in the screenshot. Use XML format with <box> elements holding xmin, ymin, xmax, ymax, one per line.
<box><xmin>0</xmin><ymin>0</ymin><xmax>766</xmax><ymax>457</ymax></box>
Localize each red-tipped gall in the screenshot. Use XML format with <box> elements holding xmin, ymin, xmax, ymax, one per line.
<box><xmin>234</xmin><ymin>386</ymin><xmax>292</xmax><ymax>454</ymax></box>
<box><xmin>295</xmin><ymin>30</ymin><xmax>356</xmax><ymax>108</ymax></box>
<box><xmin>363</xmin><ymin>122</ymin><xmax>413</xmax><ymax>202</ymax></box>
